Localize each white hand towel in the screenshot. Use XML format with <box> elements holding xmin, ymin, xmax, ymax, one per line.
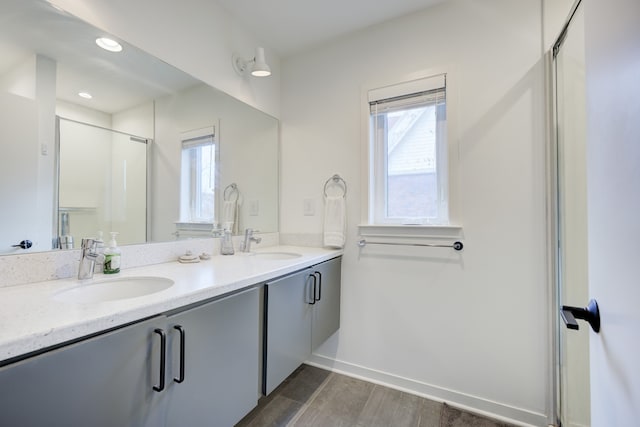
<box><xmin>222</xmin><ymin>200</ymin><xmax>238</xmax><ymax>234</ymax></box>
<box><xmin>323</xmin><ymin>196</ymin><xmax>346</xmax><ymax>248</ymax></box>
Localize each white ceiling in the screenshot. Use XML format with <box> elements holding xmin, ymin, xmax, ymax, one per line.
<box><xmin>0</xmin><ymin>0</ymin><xmax>199</xmax><ymax>114</ymax></box>
<box><xmin>0</xmin><ymin>0</ymin><xmax>447</xmax><ymax>113</ymax></box>
<box><xmin>215</xmin><ymin>0</ymin><xmax>447</xmax><ymax>58</ymax></box>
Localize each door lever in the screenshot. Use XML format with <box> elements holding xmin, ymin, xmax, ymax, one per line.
<box><xmin>12</xmin><ymin>240</ymin><xmax>32</xmax><ymax>250</ymax></box>
<box><xmin>561</xmin><ymin>299</ymin><xmax>600</xmax><ymax>333</ymax></box>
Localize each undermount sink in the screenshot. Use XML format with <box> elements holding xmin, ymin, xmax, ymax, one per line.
<box><xmin>54</xmin><ymin>276</ymin><xmax>174</xmax><ymax>304</ymax></box>
<box><xmin>250</xmin><ymin>251</ymin><xmax>302</xmax><ymax>260</ymax></box>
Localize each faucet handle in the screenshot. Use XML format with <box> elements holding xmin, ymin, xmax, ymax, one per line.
<box><xmin>81</xmin><ymin>238</ymin><xmax>97</xmax><ymax>252</ymax></box>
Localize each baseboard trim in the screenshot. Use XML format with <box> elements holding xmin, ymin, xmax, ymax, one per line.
<box><xmin>306</xmin><ymin>353</ymin><xmax>547</xmax><ymax>427</ymax></box>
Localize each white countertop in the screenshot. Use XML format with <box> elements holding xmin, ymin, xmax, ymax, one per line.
<box><xmin>0</xmin><ymin>246</ymin><xmax>341</xmax><ymax>364</ymax></box>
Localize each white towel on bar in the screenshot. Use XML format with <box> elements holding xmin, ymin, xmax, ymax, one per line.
<box><xmin>221</xmin><ymin>200</ymin><xmax>238</xmax><ymax>234</ymax></box>
<box><xmin>323</xmin><ymin>196</ymin><xmax>346</xmax><ymax>248</ymax></box>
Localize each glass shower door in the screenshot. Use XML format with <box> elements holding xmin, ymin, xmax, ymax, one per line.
<box><xmin>57</xmin><ymin>117</ymin><xmax>148</xmax><ymax>247</ymax></box>
<box><xmin>554</xmin><ymin>2</ymin><xmax>590</xmax><ymax>426</ymax></box>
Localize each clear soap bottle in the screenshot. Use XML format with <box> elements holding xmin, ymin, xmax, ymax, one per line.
<box><xmin>220</xmin><ymin>230</ymin><xmax>235</xmax><ymax>255</ymax></box>
<box><xmin>95</xmin><ymin>231</ymin><xmax>105</xmax><ymax>269</ymax></box>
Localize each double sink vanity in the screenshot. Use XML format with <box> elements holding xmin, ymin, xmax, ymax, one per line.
<box><xmin>0</xmin><ymin>3</ymin><xmax>339</xmax><ymax>426</ymax></box>
<box><xmin>0</xmin><ymin>245</ymin><xmax>342</xmax><ymax>426</ymax></box>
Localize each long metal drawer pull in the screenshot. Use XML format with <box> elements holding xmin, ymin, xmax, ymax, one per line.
<box><xmin>308</xmin><ymin>274</ymin><xmax>317</xmax><ymax>305</ymax></box>
<box><xmin>314</xmin><ymin>271</ymin><xmax>322</xmax><ymax>302</ymax></box>
<box><xmin>153</xmin><ymin>328</ymin><xmax>166</xmax><ymax>392</ymax></box>
<box><xmin>357</xmin><ymin>239</ymin><xmax>463</xmax><ymax>251</ymax></box>
<box><xmin>174</xmin><ymin>325</ymin><xmax>186</xmax><ymax>383</ymax></box>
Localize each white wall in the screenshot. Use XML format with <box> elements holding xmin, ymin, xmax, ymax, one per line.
<box><xmin>0</xmin><ymin>54</ymin><xmax>57</xmax><ymax>253</ymax></box>
<box><xmin>281</xmin><ymin>0</ymin><xmax>548</xmax><ymax>424</ymax></box>
<box><xmin>0</xmin><ymin>92</ymin><xmax>40</xmax><ymax>254</ymax></box>
<box><xmin>52</xmin><ymin>0</ymin><xmax>281</xmax><ymax>119</ymax></box>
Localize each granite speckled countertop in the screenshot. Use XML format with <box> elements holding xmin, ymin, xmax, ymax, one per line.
<box><xmin>0</xmin><ymin>246</ymin><xmax>341</xmax><ymax>364</ymax></box>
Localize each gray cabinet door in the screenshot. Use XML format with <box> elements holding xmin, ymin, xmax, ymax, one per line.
<box><xmin>0</xmin><ymin>316</ymin><xmax>166</xmax><ymax>427</ymax></box>
<box><xmin>264</xmin><ymin>268</ymin><xmax>313</xmax><ymax>395</ymax></box>
<box><xmin>165</xmin><ymin>288</ymin><xmax>260</xmax><ymax>427</ymax></box>
<box><xmin>311</xmin><ymin>257</ymin><xmax>342</xmax><ymax>350</ymax></box>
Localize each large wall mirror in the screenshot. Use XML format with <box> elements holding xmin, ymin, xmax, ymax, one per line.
<box><xmin>0</xmin><ymin>0</ymin><xmax>279</xmax><ymax>254</ymax></box>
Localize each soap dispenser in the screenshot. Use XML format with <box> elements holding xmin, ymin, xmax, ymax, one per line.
<box><xmin>220</xmin><ymin>229</ymin><xmax>235</xmax><ymax>255</ymax></box>
<box><xmin>95</xmin><ymin>231</ymin><xmax>105</xmax><ymax>269</ymax></box>
<box><xmin>103</xmin><ymin>232</ymin><xmax>121</xmax><ymax>274</ymax></box>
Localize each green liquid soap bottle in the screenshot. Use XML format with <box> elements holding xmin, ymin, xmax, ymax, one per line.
<box><xmin>103</xmin><ymin>232</ymin><xmax>121</xmax><ymax>274</ymax></box>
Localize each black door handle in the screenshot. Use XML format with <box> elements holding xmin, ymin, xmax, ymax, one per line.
<box><xmin>173</xmin><ymin>325</ymin><xmax>185</xmax><ymax>383</ymax></box>
<box><xmin>153</xmin><ymin>328</ymin><xmax>166</xmax><ymax>392</ymax></box>
<box><xmin>561</xmin><ymin>299</ymin><xmax>600</xmax><ymax>333</ymax></box>
<box><xmin>314</xmin><ymin>271</ymin><xmax>322</xmax><ymax>302</ymax></box>
<box><xmin>12</xmin><ymin>240</ymin><xmax>32</xmax><ymax>249</ymax></box>
<box><xmin>307</xmin><ymin>274</ymin><xmax>317</xmax><ymax>305</ymax></box>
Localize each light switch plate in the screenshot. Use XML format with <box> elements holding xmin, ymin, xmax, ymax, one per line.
<box><xmin>303</xmin><ymin>198</ymin><xmax>315</xmax><ymax>216</ymax></box>
<box><xmin>249</xmin><ymin>200</ymin><xmax>259</xmax><ymax>216</ymax></box>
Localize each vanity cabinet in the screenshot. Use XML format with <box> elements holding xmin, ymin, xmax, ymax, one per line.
<box><xmin>0</xmin><ymin>316</ymin><xmax>164</xmax><ymax>427</ymax></box>
<box><xmin>264</xmin><ymin>256</ymin><xmax>342</xmax><ymax>395</ymax></box>
<box><xmin>264</xmin><ymin>267</ymin><xmax>314</xmax><ymax>395</ymax></box>
<box><xmin>311</xmin><ymin>257</ymin><xmax>342</xmax><ymax>350</ymax></box>
<box><xmin>164</xmin><ymin>287</ymin><xmax>259</xmax><ymax>427</ymax></box>
<box><xmin>0</xmin><ymin>287</ymin><xmax>259</xmax><ymax>427</ymax></box>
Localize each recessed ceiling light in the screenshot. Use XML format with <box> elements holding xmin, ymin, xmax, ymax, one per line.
<box><xmin>78</xmin><ymin>92</ymin><xmax>93</xmax><ymax>99</ymax></box>
<box><xmin>96</xmin><ymin>37</ymin><xmax>123</xmax><ymax>52</ymax></box>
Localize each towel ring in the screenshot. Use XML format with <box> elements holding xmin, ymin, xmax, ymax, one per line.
<box><xmin>223</xmin><ymin>183</ymin><xmax>239</xmax><ymax>202</ymax></box>
<box><xmin>323</xmin><ymin>174</ymin><xmax>347</xmax><ymax>198</ymax></box>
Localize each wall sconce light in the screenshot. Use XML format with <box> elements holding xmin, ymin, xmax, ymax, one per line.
<box><xmin>232</xmin><ymin>47</ymin><xmax>271</xmax><ymax>77</ymax></box>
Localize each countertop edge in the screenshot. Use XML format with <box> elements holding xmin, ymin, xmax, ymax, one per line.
<box><xmin>0</xmin><ymin>246</ymin><xmax>342</xmax><ymax>365</ymax></box>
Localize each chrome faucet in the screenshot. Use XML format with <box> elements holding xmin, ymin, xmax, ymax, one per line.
<box><xmin>241</xmin><ymin>228</ymin><xmax>262</xmax><ymax>253</ymax></box>
<box><xmin>78</xmin><ymin>238</ymin><xmax>103</xmax><ymax>280</ymax></box>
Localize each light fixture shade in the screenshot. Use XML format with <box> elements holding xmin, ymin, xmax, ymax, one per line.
<box><xmin>250</xmin><ymin>47</ymin><xmax>271</xmax><ymax>77</ymax></box>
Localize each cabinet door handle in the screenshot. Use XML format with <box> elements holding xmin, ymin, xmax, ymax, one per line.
<box><xmin>308</xmin><ymin>274</ymin><xmax>317</xmax><ymax>305</ymax></box>
<box><xmin>314</xmin><ymin>271</ymin><xmax>322</xmax><ymax>302</ymax></box>
<box><xmin>153</xmin><ymin>328</ymin><xmax>166</xmax><ymax>392</ymax></box>
<box><xmin>173</xmin><ymin>325</ymin><xmax>186</xmax><ymax>383</ymax></box>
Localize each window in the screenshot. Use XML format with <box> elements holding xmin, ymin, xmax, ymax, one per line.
<box><xmin>368</xmin><ymin>74</ymin><xmax>448</xmax><ymax>225</ymax></box>
<box><xmin>180</xmin><ymin>127</ymin><xmax>217</xmax><ymax>223</ymax></box>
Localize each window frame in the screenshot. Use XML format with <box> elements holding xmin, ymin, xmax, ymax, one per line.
<box><xmin>370</xmin><ymin>83</ymin><xmax>448</xmax><ymax>225</ymax></box>
<box><xmin>179</xmin><ymin>126</ymin><xmax>219</xmax><ymax>224</ymax></box>
<box><xmin>360</xmin><ymin>69</ymin><xmax>461</xmax><ymax>237</ymax></box>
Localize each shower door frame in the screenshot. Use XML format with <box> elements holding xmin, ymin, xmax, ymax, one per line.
<box><xmin>547</xmin><ymin>0</ymin><xmax>588</xmax><ymax>425</ymax></box>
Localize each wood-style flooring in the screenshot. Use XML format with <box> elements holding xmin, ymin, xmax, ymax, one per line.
<box><xmin>236</xmin><ymin>364</ymin><xmax>517</xmax><ymax>427</ymax></box>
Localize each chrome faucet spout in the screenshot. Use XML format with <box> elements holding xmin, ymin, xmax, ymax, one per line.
<box><xmin>241</xmin><ymin>228</ymin><xmax>262</xmax><ymax>253</ymax></box>
<box><xmin>78</xmin><ymin>238</ymin><xmax>104</xmax><ymax>280</ymax></box>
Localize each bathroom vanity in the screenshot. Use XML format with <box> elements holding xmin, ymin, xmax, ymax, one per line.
<box><xmin>0</xmin><ymin>246</ymin><xmax>342</xmax><ymax>427</ymax></box>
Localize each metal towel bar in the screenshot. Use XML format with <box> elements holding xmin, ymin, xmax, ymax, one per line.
<box><xmin>357</xmin><ymin>239</ymin><xmax>463</xmax><ymax>251</ymax></box>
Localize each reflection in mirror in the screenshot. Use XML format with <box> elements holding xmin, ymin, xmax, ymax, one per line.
<box><xmin>57</xmin><ymin>118</ymin><xmax>149</xmax><ymax>248</ymax></box>
<box><xmin>0</xmin><ymin>0</ymin><xmax>279</xmax><ymax>254</ymax></box>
